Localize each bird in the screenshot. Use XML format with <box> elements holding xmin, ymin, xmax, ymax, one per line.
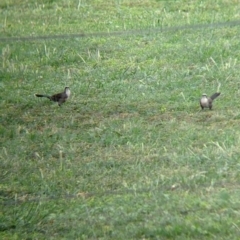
<box><xmin>35</xmin><ymin>87</ymin><xmax>70</xmax><ymax>106</ymax></box>
<box><xmin>200</xmin><ymin>92</ymin><xmax>220</xmax><ymax>110</ymax></box>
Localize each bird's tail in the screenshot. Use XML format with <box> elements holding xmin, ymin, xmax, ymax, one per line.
<box><xmin>210</xmin><ymin>92</ymin><xmax>221</xmax><ymax>100</ymax></box>
<box><xmin>35</xmin><ymin>94</ymin><xmax>51</xmax><ymax>99</ymax></box>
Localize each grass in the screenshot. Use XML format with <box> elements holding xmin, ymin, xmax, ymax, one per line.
<box><xmin>1</xmin><ymin>0</ymin><xmax>240</xmax><ymax>239</ymax></box>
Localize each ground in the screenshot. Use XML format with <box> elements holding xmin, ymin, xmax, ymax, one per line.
<box><xmin>1</xmin><ymin>0</ymin><xmax>240</xmax><ymax>239</ymax></box>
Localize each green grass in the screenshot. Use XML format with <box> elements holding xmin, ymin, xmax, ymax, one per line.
<box><xmin>1</xmin><ymin>0</ymin><xmax>240</xmax><ymax>239</ymax></box>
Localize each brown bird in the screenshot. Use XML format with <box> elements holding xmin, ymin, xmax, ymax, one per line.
<box><xmin>200</xmin><ymin>92</ymin><xmax>220</xmax><ymax>110</ymax></box>
<box><xmin>35</xmin><ymin>87</ymin><xmax>70</xmax><ymax>106</ymax></box>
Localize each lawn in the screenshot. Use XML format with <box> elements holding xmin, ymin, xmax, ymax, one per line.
<box><xmin>1</xmin><ymin>0</ymin><xmax>240</xmax><ymax>239</ymax></box>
